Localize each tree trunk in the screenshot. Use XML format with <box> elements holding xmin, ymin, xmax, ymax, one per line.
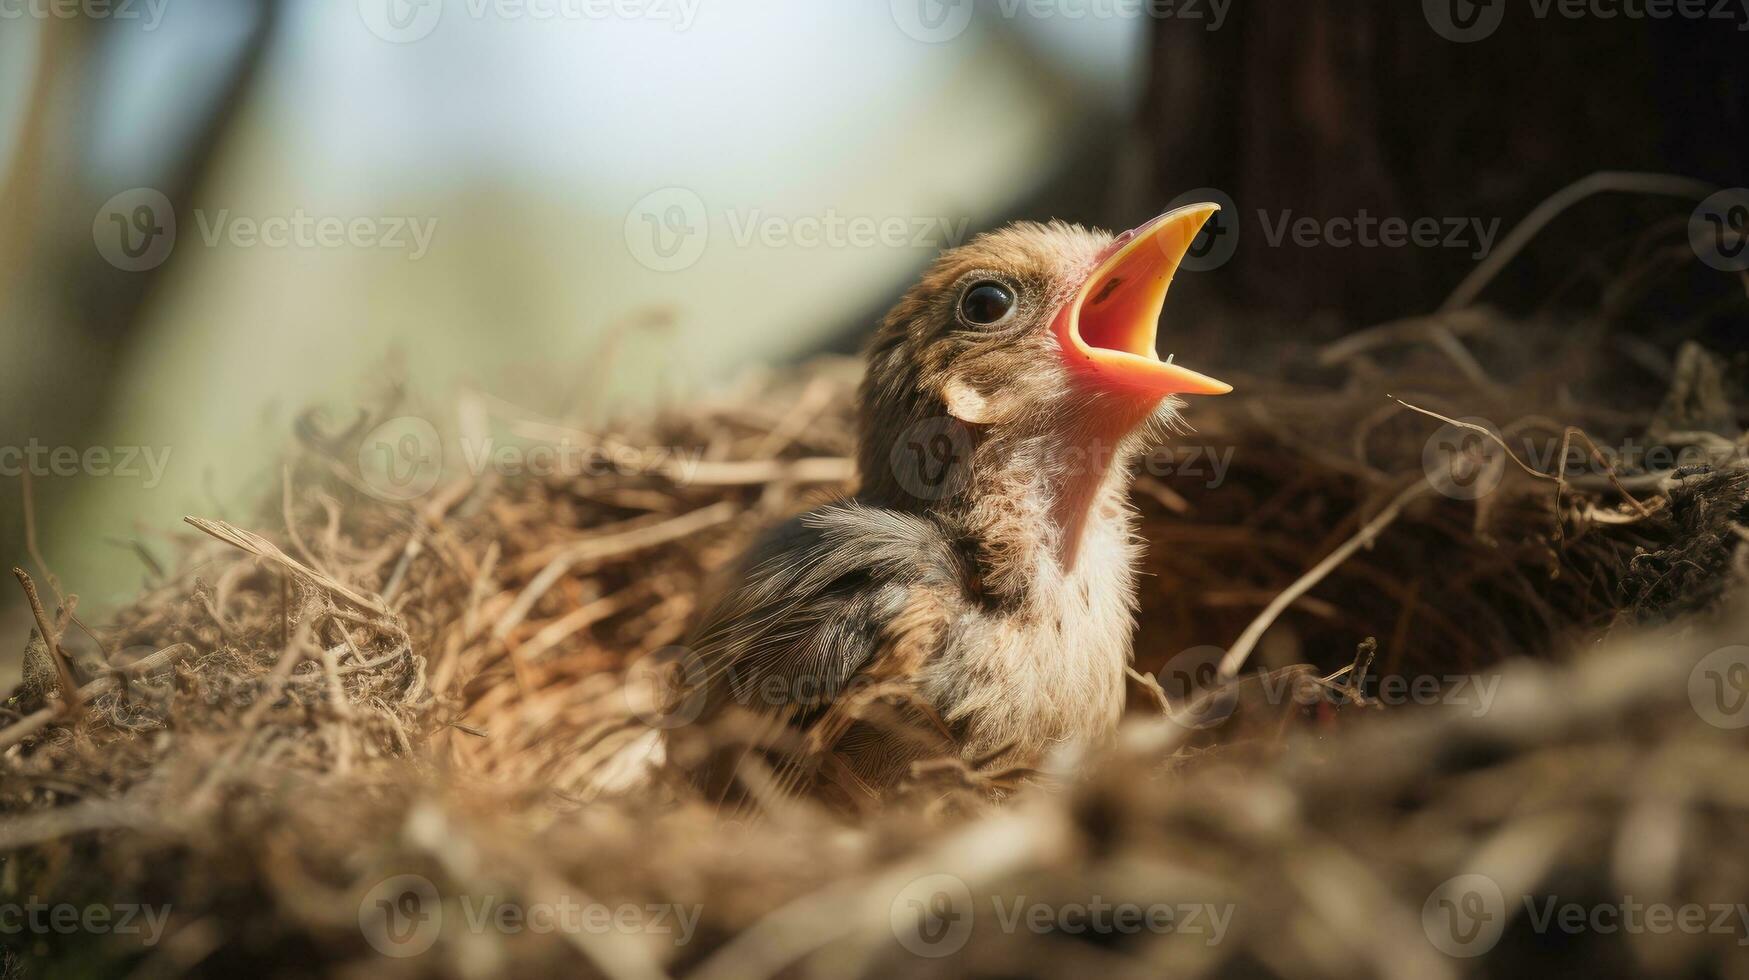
<box><xmin>1139</xmin><ymin>2</ymin><xmax>1748</xmax><ymax>329</ymax></box>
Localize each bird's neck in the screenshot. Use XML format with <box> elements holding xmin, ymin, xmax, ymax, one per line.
<box><xmin>935</xmin><ymin>410</ymin><xmax>1154</xmax><ymax>599</ymax></box>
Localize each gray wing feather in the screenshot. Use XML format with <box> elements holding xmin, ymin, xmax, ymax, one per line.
<box><xmin>688</xmin><ymin>502</ymin><xmax>960</xmax><ymax>721</ymax></box>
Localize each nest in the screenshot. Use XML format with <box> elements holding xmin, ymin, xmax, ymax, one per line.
<box><xmin>5</xmin><ymin>300</ymin><xmax>1749</xmax><ymax>978</ymax></box>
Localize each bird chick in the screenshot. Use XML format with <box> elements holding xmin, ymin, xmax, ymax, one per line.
<box><xmin>671</xmin><ymin>205</ymin><xmax>1230</xmax><ymax>807</ymax></box>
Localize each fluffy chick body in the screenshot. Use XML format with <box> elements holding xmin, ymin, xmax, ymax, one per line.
<box><xmin>674</xmin><ymin>218</ymin><xmax>1208</xmax><ymax>805</ymax></box>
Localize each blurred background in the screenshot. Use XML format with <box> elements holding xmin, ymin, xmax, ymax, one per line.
<box><xmin>0</xmin><ymin>0</ymin><xmax>1155</xmax><ymax>631</ymax></box>
<box><xmin>2</xmin><ymin>0</ymin><xmax>1745</xmax><ymax>673</ymax></box>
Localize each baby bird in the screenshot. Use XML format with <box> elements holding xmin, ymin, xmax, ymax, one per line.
<box><xmin>672</xmin><ymin>205</ymin><xmax>1230</xmax><ymax>807</ymax></box>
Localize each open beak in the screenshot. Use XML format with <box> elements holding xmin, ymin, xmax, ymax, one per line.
<box><xmin>1051</xmin><ymin>203</ymin><xmax>1232</xmax><ymax>398</ymax></box>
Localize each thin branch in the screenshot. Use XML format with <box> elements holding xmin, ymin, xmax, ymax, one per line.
<box><xmin>1441</xmin><ymin>171</ymin><xmax>1716</xmax><ymax>313</ymax></box>
<box><xmin>184</xmin><ymin>516</ymin><xmax>387</xmax><ymax>614</ymax></box>
<box><xmin>12</xmin><ymin>567</ymin><xmax>81</xmax><ymax>709</ymax></box>
<box><xmin>0</xmin><ymin>643</ymin><xmax>193</xmax><ymax>752</ymax></box>
<box><xmin>1219</xmin><ymin>482</ymin><xmax>1431</xmax><ymax>679</ymax></box>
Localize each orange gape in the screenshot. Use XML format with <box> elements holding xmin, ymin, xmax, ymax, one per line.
<box><xmin>1053</xmin><ymin>203</ymin><xmax>1232</xmax><ymax>399</ymax></box>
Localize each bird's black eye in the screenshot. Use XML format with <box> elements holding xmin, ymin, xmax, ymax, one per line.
<box><xmin>959</xmin><ymin>281</ymin><xmax>1016</xmax><ymax>326</ymax></box>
